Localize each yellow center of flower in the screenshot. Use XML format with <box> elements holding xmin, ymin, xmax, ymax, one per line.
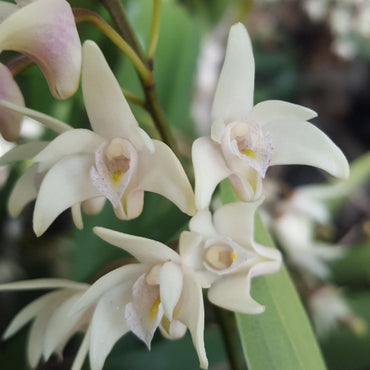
<box><xmin>111</xmin><ymin>170</ymin><xmax>123</xmax><ymax>186</ymax></box>
<box><xmin>240</xmin><ymin>148</ymin><xmax>255</xmax><ymax>158</ymax></box>
<box><xmin>149</xmin><ymin>297</ymin><xmax>161</xmax><ymax>320</ymax></box>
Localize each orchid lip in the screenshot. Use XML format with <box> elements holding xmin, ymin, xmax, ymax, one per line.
<box><xmin>221</xmin><ymin>121</ymin><xmax>274</xmax><ymax>178</ymax></box>
<box><xmin>90</xmin><ymin>137</ymin><xmax>138</xmax><ymax>208</ymax></box>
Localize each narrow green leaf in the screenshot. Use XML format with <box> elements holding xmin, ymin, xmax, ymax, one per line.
<box><xmin>219</xmin><ymin>180</ymin><xmax>326</xmax><ymax>370</ymax></box>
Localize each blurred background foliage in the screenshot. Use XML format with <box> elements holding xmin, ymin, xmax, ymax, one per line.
<box><xmin>0</xmin><ymin>0</ymin><xmax>369</xmax><ymax>369</ymax></box>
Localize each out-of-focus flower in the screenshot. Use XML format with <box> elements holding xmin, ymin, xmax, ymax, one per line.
<box><xmin>309</xmin><ymin>285</ymin><xmax>366</xmax><ymax>337</ymax></box>
<box><xmin>0</xmin><ymin>63</ymin><xmax>24</xmax><ymax>141</ymax></box>
<box><xmin>272</xmin><ymin>184</ymin><xmax>347</xmax><ymax>279</ymax></box>
<box><xmin>192</xmin><ymin>23</ymin><xmax>349</xmax><ymax>209</ymax></box>
<box><xmin>0</xmin><ymin>40</ymin><xmax>195</xmax><ymax>236</ymax></box>
<box><xmin>0</xmin><ymin>279</ymin><xmax>91</xmax><ymax>370</ymax></box>
<box><xmin>70</xmin><ymin>226</ymin><xmax>208</xmax><ymax>370</ymax></box>
<box><xmin>0</xmin><ymin>0</ymin><xmax>81</xmax><ymax>99</ymax></box>
<box><xmin>180</xmin><ymin>200</ymin><xmax>281</xmax><ymax>314</ymax></box>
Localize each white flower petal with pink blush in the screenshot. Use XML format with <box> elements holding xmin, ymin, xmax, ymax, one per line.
<box><xmin>180</xmin><ymin>200</ymin><xmax>281</xmax><ymax>314</ymax></box>
<box><xmin>70</xmin><ymin>226</ymin><xmax>208</xmax><ymax>369</ymax></box>
<box><xmin>192</xmin><ymin>22</ymin><xmax>349</xmax><ymax>209</ymax></box>
<box><xmin>0</xmin><ymin>0</ymin><xmax>81</xmax><ymax>99</ymax></box>
<box><xmin>0</xmin><ymin>63</ymin><xmax>24</xmax><ymax>141</ymax></box>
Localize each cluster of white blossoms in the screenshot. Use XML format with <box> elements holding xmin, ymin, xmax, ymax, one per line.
<box><xmin>0</xmin><ymin>1</ymin><xmax>350</xmax><ymax>369</ymax></box>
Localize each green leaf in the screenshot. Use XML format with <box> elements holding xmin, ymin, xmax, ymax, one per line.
<box><xmin>219</xmin><ymin>180</ymin><xmax>326</xmax><ymax>370</ymax></box>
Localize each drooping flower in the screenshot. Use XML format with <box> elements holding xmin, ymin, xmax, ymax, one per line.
<box><xmin>0</xmin><ymin>40</ymin><xmax>196</xmax><ymax>236</ymax></box>
<box><xmin>0</xmin><ymin>63</ymin><xmax>25</xmax><ymax>141</ymax></box>
<box><xmin>69</xmin><ymin>226</ymin><xmax>208</xmax><ymax>370</ymax></box>
<box><xmin>0</xmin><ymin>0</ymin><xmax>81</xmax><ymax>99</ymax></box>
<box><xmin>192</xmin><ymin>22</ymin><xmax>349</xmax><ymax>209</ymax></box>
<box><xmin>179</xmin><ymin>200</ymin><xmax>281</xmax><ymax>314</ymax></box>
<box><xmin>0</xmin><ymin>279</ymin><xmax>91</xmax><ymax>370</ymax></box>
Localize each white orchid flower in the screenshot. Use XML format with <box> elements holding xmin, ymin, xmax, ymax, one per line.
<box><xmin>0</xmin><ymin>40</ymin><xmax>195</xmax><ymax>236</ymax></box>
<box><xmin>179</xmin><ymin>200</ymin><xmax>281</xmax><ymax>314</ymax></box>
<box><xmin>273</xmin><ymin>186</ymin><xmax>346</xmax><ymax>280</ymax></box>
<box><xmin>0</xmin><ymin>63</ymin><xmax>25</xmax><ymax>141</ymax></box>
<box><xmin>309</xmin><ymin>286</ymin><xmax>366</xmax><ymax>337</ymax></box>
<box><xmin>69</xmin><ymin>226</ymin><xmax>208</xmax><ymax>370</ymax></box>
<box><xmin>0</xmin><ymin>0</ymin><xmax>81</xmax><ymax>99</ymax></box>
<box><xmin>192</xmin><ymin>22</ymin><xmax>349</xmax><ymax>209</ymax></box>
<box><xmin>0</xmin><ymin>279</ymin><xmax>91</xmax><ymax>370</ymax></box>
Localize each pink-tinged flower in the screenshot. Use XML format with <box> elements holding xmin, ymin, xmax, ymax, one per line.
<box><xmin>0</xmin><ymin>62</ymin><xmax>24</xmax><ymax>141</ymax></box>
<box><xmin>0</xmin><ymin>40</ymin><xmax>195</xmax><ymax>236</ymax></box>
<box><xmin>192</xmin><ymin>23</ymin><xmax>349</xmax><ymax>209</ymax></box>
<box><xmin>179</xmin><ymin>200</ymin><xmax>281</xmax><ymax>314</ymax></box>
<box><xmin>69</xmin><ymin>226</ymin><xmax>208</xmax><ymax>370</ymax></box>
<box><xmin>0</xmin><ymin>279</ymin><xmax>91</xmax><ymax>370</ymax></box>
<box><xmin>0</xmin><ymin>0</ymin><xmax>81</xmax><ymax>99</ymax></box>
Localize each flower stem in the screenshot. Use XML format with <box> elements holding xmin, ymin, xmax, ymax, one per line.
<box><xmin>215</xmin><ymin>307</ymin><xmax>246</xmax><ymax>370</ymax></box>
<box><xmin>73</xmin><ymin>8</ymin><xmax>152</xmax><ymax>85</ymax></box>
<box><xmin>97</xmin><ymin>0</ymin><xmax>180</xmax><ymax>158</ymax></box>
<box><xmin>98</xmin><ymin>0</ymin><xmax>146</xmax><ymax>62</ymax></box>
<box><xmin>147</xmin><ymin>0</ymin><xmax>161</xmax><ymax>60</ymax></box>
<box><xmin>121</xmin><ymin>89</ymin><xmax>145</xmax><ymax>107</ymax></box>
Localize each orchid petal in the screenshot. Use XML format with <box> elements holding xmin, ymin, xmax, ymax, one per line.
<box><xmin>93</xmin><ymin>227</ymin><xmax>181</xmax><ymax>263</ymax></box>
<box><xmin>8</xmin><ymin>164</ymin><xmax>38</xmax><ymax>217</ymax></box>
<box><xmin>160</xmin><ymin>262</ymin><xmax>183</xmax><ymax>321</ymax></box>
<box><xmin>0</xmin><ymin>0</ymin><xmax>81</xmax><ymax>99</ymax></box>
<box><xmin>82</xmin><ymin>41</ymin><xmax>151</xmax><ymax>150</ymax></box>
<box><xmin>211</xmin><ymin>23</ymin><xmax>255</xmax><ymax>140</ymax></box>
<box><xmin>2</xmin><ymin>290</ymin><xmax>60</xmax><ymax>340</ymax></box>
<box><xmin>43</xmin><ymin>292</ymin><xmax>87</xmax><ymax>359</ymax></box>
<box><xmin>0</xmin><ymin>63</ymin><xmax>24</xmax><ymax>141</ymax></box>
<box><xmin>208</xmin><ymin>273</ymin><xmax>265</xmax><ymax>314</ymax></box>
<box><xmin>138</xmin><ymin>140</ymin><xmax>196</xmax><ymax>216</ymax></box>
<box><xmin>192</xmin><ymin>137</ymin><xmax>231</xmax><ymax>210</ymax></box>
<box><xmin>266</xmin><ymin>120</ymin><xmax>349</xmax><ymax>178</ymax></box>
<box><xmin>71</xmin><ymin>264</ymin><xmax>147</xmax><ymax>314</ymax></box>
<box><xmin>0</xmin><ymin>2</ymin><xmax>16</xmax><ymax>22</ymax></box>
<box><xmin>249</xmin><ymin>243</ymin><xmax>282</xmax><ymax>278</ymax></box>
<box><xmin>34</xmin><ymin>129</ymin><xmax>104</xmax><ymax>171</ymax></box>
<box><xmin>33</xmin><ymin>154</ymin><xmax>101</xmax><ymax>236</ymax></box>
<box><xmin>189</xmin><ymin>208</ymin><xmax>218</xmax><ymax>237</ymax></box>
<box><xmin>213</xmin><ymin>200</ymin><xmax>263</xmax><ymax>246</ymax></box>
<box><xmin>0</xmin><ymin>141</ymin><xmax>48</xmax><ymax>165</ymax></box>
<box><xmin>176</xmin><ymin>270</ymin><xmax>208</xmax><ymax>369</ymax></box>
<box><xmin>0</xmin><ymin>99</ymin><xmax>72</xmax><ymax>133</ymax></box>
<box><xmin>179</xmin><ymin>231</ymin><xmax>205</xmax><ymax>271</ymax></box>
<box><xmin>71</xmin><ymin>330</ymin><xmax>90</xmax><ymax>370</ymax></box>
<box><xmin>125</xmin><ymin>274</ymin><xmax>163</xmax><ymax>349</ymax></box>
<box><xmin>0</xmin><ymin>278</ymin><xmax>88</xmax><ymax>291</ymax></box>
<box><xmin>89</xmin><ymin>285</ymin><xmax>130</xmax><ymax>370</ymax></box>
<box><xmin>27</xmin><ymin>290</ymin><xmax>72</xmax><ymax>367</ymax></box>
<box><xmin>114</xmin><ymin>189</ymin><xmax>144</xmax><ymax>220</ymax></box>
<box><xmin>248</xmin><ymin>100</ymin><xmax>317</xmax><ymax>126</ymax></box>
<box><xmin>71</xmin><ymin>203</ymin><xmax>83</xmax><ymax>230</ymax></box>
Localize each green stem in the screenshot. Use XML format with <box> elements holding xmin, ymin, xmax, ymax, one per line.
<box><xmin>97</xmin><ymin>0</ymin><xmax>180</xmax><ymax>158</ymax></box>
<box><xmin>215</xmin><ymin>307</ymin><xmax>245</xmax><ymax>370</ymax></box>
<box><xmin>98</xmin><ymin>0</ymin><xmax>147</xmax><ymax>63</ymax></box>
<box><xmin>73</xmin><ymin>8</ymin><xmax>152</xmax><ymax>85</ymax></box>
<box><xmin>147</xmin><ymin>0</ymin><xmax>161</xmax><ymax>59</ymax></box>
<box><xmin>121</xmin><ymin>88</ymin><xmax>145</xmax><ymax>107</ymax></box>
